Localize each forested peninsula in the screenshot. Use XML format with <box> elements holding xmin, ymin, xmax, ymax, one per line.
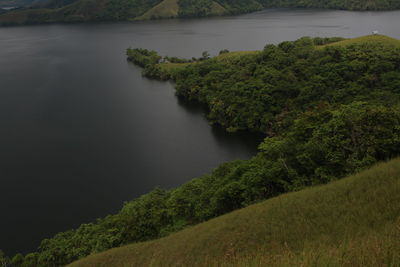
<box><xmin>2</xmin><ymin>35</ymin><xmax>400</xmax><ymax>267</ymax></box>
<box><xmin>1</xmin><ymin>0</ymin><xmax>400</xmax><ymax>25</ymax></box>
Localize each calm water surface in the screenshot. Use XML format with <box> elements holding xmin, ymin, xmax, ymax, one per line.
<box><xmin>1</xmin><ymin>8</ymin><xmax>400</xmax><ymax>255</ymax></box>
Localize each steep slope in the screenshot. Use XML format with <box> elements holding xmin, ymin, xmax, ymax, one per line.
<box><xmin>69</xmin><ymin>158</ymin><xmax>400</xmax><ymax>266</ymax></box>
<box><xmin>138</xmin><ymin>0</ymin><xmax>229</xmax><ymax>20</ymax></box>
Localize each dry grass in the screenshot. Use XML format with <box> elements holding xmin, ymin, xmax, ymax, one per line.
<box><xmin>69</xmin><ymin>158</ymin><xmax>400</xmax><ymax>267</ymax></box>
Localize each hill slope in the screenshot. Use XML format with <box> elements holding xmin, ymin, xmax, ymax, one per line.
<box><xmin>136</xmin><ymin>0</ymin><xmax>179</xmax><ymax>20</ymax></box>
<box><xmin>320</xmin><ymin>34</ymin><xmax>400</xmax><ymax>48</ymax></box>
<box><xmin>1</xmin><ymin>0</ymin><xmax>400</xmax><ymax>25</ymax></box>
<box><xmin>70</xmin><ymin>158</ymin><xmax>400</xmax><ymax>266</ymax></box>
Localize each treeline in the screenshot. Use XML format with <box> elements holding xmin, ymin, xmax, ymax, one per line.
<box><xmin>3</xmin><ymin>36</ymin><xmax>400</xmax><ymax>267</ymax></box>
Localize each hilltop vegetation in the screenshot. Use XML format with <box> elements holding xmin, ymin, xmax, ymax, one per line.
<box><xmin>70</xmin><ymin>158</ymin><xmax>400</xmax><ymax>266</ymax></box>
<box><xmin>128</xmin><ymin>35</ymin><xmax>400</xmax><ymax>134</ymax></box>
<box><xmin>320</xmin><ymin>34</ymin><xmax>400</xmax><ymax>48</ymax></box>
<box><xmin>1</xmin><ymin>0</ymin><xmax>400</xmax><ymax>25</ymax></box>
<box><xmin>2</xmin><ymin>35</ymin><xmax>400</xmax><ymax>267</ymax></box>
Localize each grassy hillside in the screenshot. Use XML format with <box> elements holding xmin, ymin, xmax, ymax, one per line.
<box><xmin>69</xmin><ymin>158</ymin><xmax>400</xmax><ymax>267</ymax></box>
<box><xmin>136</xmin><ymin>0</ymin><xmax>229</xmax><ymax>20</ymax></box>
<box><xmin>321</xmin><ymin>34</ymin><xmax>400</xmax><ymax>48</ymax></box>
<box><xmin>136</xmin><ymin>0</ymin><xmax>178</xmax><ymax>20</ymax></box>
<box><xmin>1</xmin><ymin>0</ymin><xmax>400</xmax><ymax>25</ymax></box>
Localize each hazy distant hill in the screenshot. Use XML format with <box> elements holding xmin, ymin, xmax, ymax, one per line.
<box><xmin>0</xmin><ymin>0</ymin><xmax>76</xmax><ymax>8</ymax></box>
<box><xmin>0</xmin><ymin>0</ymin><xmax>400</xmax><ymax>25</ymax></box>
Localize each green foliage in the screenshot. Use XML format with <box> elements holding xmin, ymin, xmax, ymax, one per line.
<box><xmin>172</xmin><ymin>37</ymin><xmax>400</xmax><ymax>134</ymax></box>
<box><xmin>218</xmin><ymin>0</ymin><xmax>263</xmax><ymax>14</ymax></box>
<box><xmin>21</xmin><ymin>253</ymin><xmax>38</xmax><ymax>267</ymax></box>
<box><xmin>312</xmin><ymin>36</ymin><xmax>345</xmax><ymax>46</ymax></box>
<box><xmin>177</xmin><ymin>0</ymin><xmax>262</xmax><ymax>17</ymax></box>
<box><xmin>10</xmin><ymin>36</ymin><xmax>400</xmax><ymax>267</ymax></box>
<box><xmin>201</xmin><ymin>51</ymin><xmax>210</xmax><ymax>60</ymax></box>
<box><xmin>10</xmin><ymin>253</ymin><xmax>24</xmax><ymax>266</ymax></box>
<box><xmin>163</xmin><ymin>56</ymin><xmax>192</xmax><ymax>63</ymax></box>
<box><xmin>126</xmin><ymin>48</ymin><xmax>170</xmax><ymax>79</ymax></box>
<box><xmin>177</xmin><ymin>0</ymin><xmax>214</xmax><ymax>17</ymax></box>
<box><xmin>259</xmin><ymin>102</ymin><xmax>400</xmax><ymax>189</ymax></box>
<box><xmin>0</xmin><ymin>250</ymin><xmax>10</xmax><ymax>267</ymax></box>
<box><xmin>126</xmin><ymin>48</ymin><xmax>162</xmax><ymax>67</ymax></box>
<box><xmin>219</xmin><ymin>49</ymin><xmax>229</xmax><ymax>55</ymax></box>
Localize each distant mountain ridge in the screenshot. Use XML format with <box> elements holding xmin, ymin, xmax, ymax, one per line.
<box><xmin>0</xmin><ymin>0</ymin><xmax>400</xmax><ymax>25</ymax></box>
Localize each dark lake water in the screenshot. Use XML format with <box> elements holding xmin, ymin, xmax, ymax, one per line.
<box><xmin>1</xmin><ymin>8</ymin><xmax>400</xmax><ymax>256</ymax></box>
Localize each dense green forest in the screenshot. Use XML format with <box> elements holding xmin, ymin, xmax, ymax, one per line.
<box><xmin>2</xmin><ymin>35</ymin><xmax>400</xmax><ymax>267</ymax></box>
<box><xmin>1</xmin><ymin>0</ymin><xmax>400</xmax><ymax>25</ymax></box>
